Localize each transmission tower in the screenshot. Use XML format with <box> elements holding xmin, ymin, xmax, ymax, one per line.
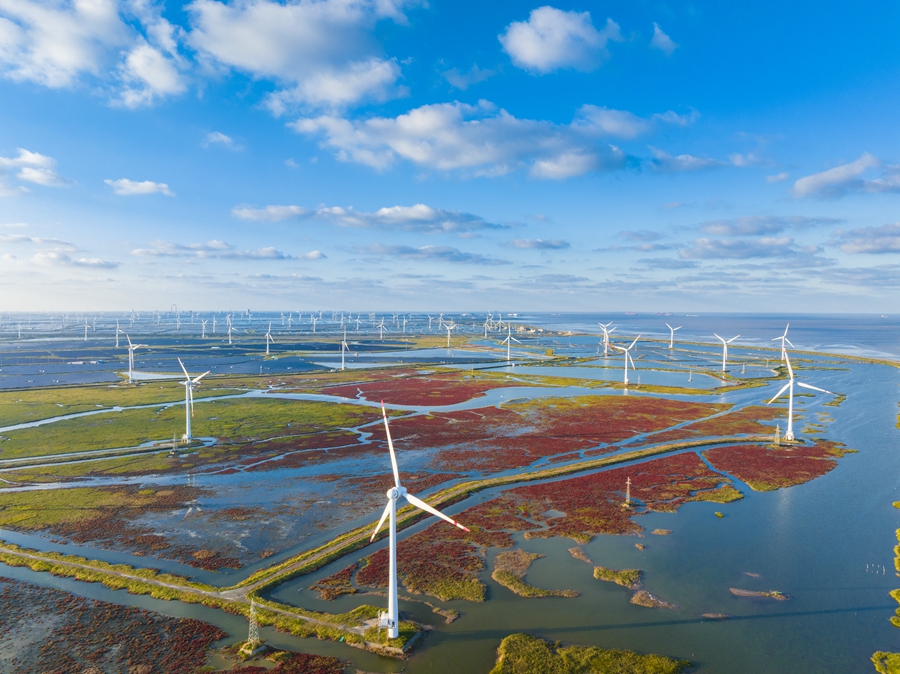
<box><xmin>248</xmin><ymin>601</ymin><xmax>260</xmax><ymax>645</ymax></box>
<box><xmin>624</xmin><ymin>477</ymin><xmax>631</xmax><ymax>508</ymax></box>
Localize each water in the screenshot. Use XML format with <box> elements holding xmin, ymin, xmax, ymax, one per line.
<box><xmin>0</xmin><ymin>313</ymin><xmax>897</xmax><ymax>672</ymax></box>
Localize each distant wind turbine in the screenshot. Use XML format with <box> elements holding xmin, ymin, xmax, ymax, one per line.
<box><xmin>767</xmin><ymin>352</ymin><xmax>834</xmax><ymax>442</ymax></box>
<box><xmin>598</xmin><ymin>322</ymin><xmax>616</xmax><ymax>357</ymax></box>
<box><xmin>201</xmin><ymin>320</ymin><xmax>208</xmax><ymax>339</ymax></box>
<box><xmin>178</xmin><ymin>358</ymin><xmax>210</xmax><ymax>443</ymax></box>
<box><xmin>125</xmin><ymin>334</ymin><xmax>147</xmax><ymax>384</ymax></box>
<box><xmin>772</xmin><ymin>324</ymin><xmax>793</xmax><ymax>362</ymax></box>
<box><xmin>265</xmin><ymin>322</ymin><xmax>274</xmax><ymax>355</ymax></box>
<box><xmin>714</xmin><ymin>333</ymin><xmax>740</xmax><ymax>372</ymax></box>
<box><xmin>502</xmin><ymin>325</ymin><xmax>520</xmax><ymax>363</ymax></box>
<box><xmin>341</xmin><ymin>327</ymin><xmax>350</xmax><ymax>370</ymax></box>
<box><xmin>612</xmin><ymin>335</ymin><xmax>641</xmax><ymax>385</ymax></box>
<box><xmin>444</xmin><ymin>321</ymin><xmax>456</xmax><ymax>348</ymax></box>
<box><xmin>665</xmin><ymin>323</ymin><xmax>682</xmax><ymax>349</ymax></box>
<box><xmin>370</xmin><ymin>402</ymin><xmax>469</xmax><ymax>639</ymax></box>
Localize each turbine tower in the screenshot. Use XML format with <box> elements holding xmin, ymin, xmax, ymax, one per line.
<box><xmin>125</xmin><ymin>334</ymin><xmax>147</xmax><ymax>384</ymax></box>
<box><xmin>265</xmin><ymin>322</ymin><xmax>274</xmax><ymax>355</ymax></box>
<box><xmin>178</xmin><ymin>358</ymin><xmax>210</xmax><ymax>443</ymax></box>
<box><xmin>766</xmin><ymin>352</ymin><xmax>834</xmax><ymax>442</ymax></box>
<box><xmin>340</xmin><ymin>327</ymin><xmax>350</xmax><ymax>370</ymax></box>
<box><xmin>598</xmin><ymin>322</ymin><xmax>616</xmax><ymax>357</ymax></box>
<box><xmin>713</xmin><ymin>333</ymin><xmax>740</xmax><ymax>372</ymax></box>
<box><xmin>370</xmin><ymin>403</ymin><xmax>469</xmax><ymax>638</ymax></box>
<box><xmin>501</xmin><ymin>325</ymin><xmax>521</xmax><ymax>363</ymax></box>
<box><xmin>611</xmin><ymin>335</ymin><xmax>641</xmax><ymax>385</ymax></box>
<box><xmin>772</xmin><ymin>323</ymin><xmax>793</xmax><ymax>362</ymax></box>
<box><xmin>665</xmin><ymin>323</ymin><xmax>682</xmax><ymax>349</ymax></box>
<box><xmin>444</xmin><ymin>322</ymin><xmax>456</xmax><ymax>349</ymax></box>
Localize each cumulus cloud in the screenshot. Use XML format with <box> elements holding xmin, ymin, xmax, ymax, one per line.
<box><xmin>131</xmin><ymin>239</ymin><xmax>305</xmax><ymax>259</ymax></box>
<box><xmin>0</xmin><ymin>148</ymin><xmax>72</xmax><ymax>191</ymax></box>
<box><xmin>766</xmin><ymin>172</ymin><xmax>789</xmax><ymax>183</ymax></box>
<box><xmin>499</xmin><ymin>6</ymin><xmax>622</xmax><ymax>73</ymax></box>
<box><xmin>0</xmin><ymin>0</ymin><xmax>185</xmax><ymax>106</ymax></box>
<box><xmin>105</xmin><ymin>178</ymin><xmax>174</xmax><ymax>196</ymax></box>
<box><xmin>832</xmin><ymin>222</ymin><xmax>900</xmax><ymax>254</ymax></box>
<box><xmin>441</xmin><ymin>63</ymin><xmax>494</xmax><ymax>90</ymax></box>
<box><xmin>232</xmin><ymin>205</ymin><xmax>309</xmax><ymax>221</ymax></box>
<box><xmin>649</xmin><ymin>22</ymin><xmax>677</xmax><ymax>56</ymax></box>
<box><xmin>356</xmin><ymin>243</ymin><xmax>510</xmax><ymax>265</ymax></box>
<box><xmin>793</xmin><ymin>153</ymin><xmax>900</xmax><ymax>198</ymax></box>
<box><xmin>32</xmin><ymin>251</ymin><xmax>118</xmax><ymax>268</ymax></box>
<box><xmin>292</xmin><ymin>100</ymin><xmax>627</xmax><ymax>178</ymax></box>
<box><xmin>679</xmin><ymin>237</ymin><xmax>818</xmax><ymax>259</ymax></box>
<box><xmin>697</xmin><ymin>215</ymin><xmax>842</xmax><ymax>236</ymax></box>
<box><xmin>188</xmin><ymin>0</ymin><xmax>413</xmax><ymax>112</ymax></box>
<box><xmin>506</xmin><ymin>238</ymin><xmax>569</xmax><ymax>249</ymax></box>
<box><xmin>618</xmin><ymin>229</ymin><xmax>663</xmax><ymax>242</ymax></box>
<box><xmin>203</xmin><ymin>131</ymin><xmax>241</xmax><ymax>150</ymax></box>
<box><xmin>648</xmin><ymin>147</ymin><xmax>723</xmax><ymax>172</ymax></box>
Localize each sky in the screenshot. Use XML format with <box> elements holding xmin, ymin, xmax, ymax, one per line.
<box><xmin>1</xmin><ymin>0</ymin><xmax>900</xmax><ymax>312</ymax></box>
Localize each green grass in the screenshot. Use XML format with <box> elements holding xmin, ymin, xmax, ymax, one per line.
<box><xmin>592</xmin><ymin>566</ymin><xmax>642</xmax><ymax>589</ymax></box>
<box><xmin>489</xmin><ymin>633</ymin><xmax>690</xmax><ymax>674</ymax></box>
<box><xmin>873</xmin><ymin>652</ymin><xmax>900</xmax><ymax>674</ymax></box>
<box><xmin>492</xmin><ymin>550</ymin><xmax>577</xmax><ymax>598</ymax></box>
<box><xmin>689</xmin><ymin>484</ymin><xmax>744</xmax><ymax>503</ymax></box>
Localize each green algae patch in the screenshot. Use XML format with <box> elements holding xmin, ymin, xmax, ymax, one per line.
<box><xmin>689</xmin><ymin>484</ymin><xmax>743</xmax><ymax>503</ymax></box>
<box><xmin>593</xmin><ymin>566</ymin><xmax>642</xmax><ymax>589</ymax></box>
<box><xmin>873</xmin><ymin>651</ymin><xmax>900</xmax><ymax>673</ymax></box>
<box><xmin>492</xmin><ymin>549</ymin><xmax>578</xmax><ymax>598</ymax></box>
<box><xmin>489</xmin><ymin>633</ymin><xmax>690</xmax><ymax>674</ymax></box>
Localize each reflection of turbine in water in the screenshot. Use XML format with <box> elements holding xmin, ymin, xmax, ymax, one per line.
<box><xmin>766</xmin><ymin>351</ymin><xmax>834</xmax><ymax>442</ymax></box>
<box><xmin>370</xmin><ymin>402</ymin><xmax>469</xmax><ymax>639</ymax></box>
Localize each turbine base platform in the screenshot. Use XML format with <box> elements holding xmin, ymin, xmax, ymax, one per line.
<box><xmin>238</xmin><ymin>640</ymin><xmax>267</xmax><ymax>657</ymax></box>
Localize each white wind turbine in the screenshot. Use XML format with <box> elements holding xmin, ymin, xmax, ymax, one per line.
<box><xmin>666</xmin><ymin>323</ymin><xmax>682</xmax><ymax>349</ymax></box>
<box><xmin>502</xmin><ymin>325</ymin><xmax>520</xmax><ymax>363</ymax></box>
<box><xmin>767</xmin><ymin>352</ymin><xmax>834</xmax><ymax>442</ymax></box>
<box><xmin>598</xmin><ymin>322</ymin><xmax>616</xmax><ymax>357</ymax></box>
<box><xmin>713</xmin><ymin>333</ymin><xmax>740</xmax><ymax>372</ymax></box>
<box><xmin>265</xmin><ymin>322</ymin><xmax>274</xmax><ymax>355</ymax></box>
<box><xmin>772</xmin><ymin>323</ymin><xmax>793</xmax><ymax>362</ymax></box>
<box><xmin>201</xmin><ymin>320</ymin><xmax>208</xmax><ymax>338</ymax></box>
<box><xmin>83</xmin><ymin>320</ymin><xmax>91</xmax><ymax>341</ymax></box>
<box><xmin>444</xmin><ymin>321</ymin><xmax>456</xmax><ymax>348</ymax></box>
<box><xmin>377</xmin><ymin>318</ymin><xmax>386</xmax><ymax>341</ymax></box>
<box><xmin>227</xmin><ymin>324</ymin><xmax>238</xmax><ymax>345</ymax></box>
<box><xmin>115</xmin><ymin>320</ymin><xmax>121</xmax><ymax>347</ymax></box>
<box><xmin>178</xmin><ymin>358</ymin><xmax>210</xmax><ymax>443</ymax></box>
<box><xmin>369</xmin><ymin>403</ymin><xmax>469</xmax><ymax>638</ymax></box>
<box><xmin>125</xmin><ymin>334</ymin><xmax>147</xmax><ymax>384</ymax></box>
<box><xmin>311</xmin><ymin>315</ymin><xmax>318</xmax><ymax>332</ymax></box>
<box><xmin>612</xmin><ymin>335</ymin><xmax>641</xmax><ymax>385</ymax></box>
<box><xmin>340</xmin><ymin>327</ymin><xmax>350</xmax><ymax>370</ymax></box>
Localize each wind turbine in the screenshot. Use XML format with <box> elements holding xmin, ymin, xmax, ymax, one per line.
<box><xmin>611</xmin><ymin>335</ymin><xmax>641</xmax><ymax>385</ymax></box>
<box><xmin>265</xmin><ymin>322</ymin><xmax>274</xmax><ymax>355</ymax></box>
<box><xmin>227</xmin><ymin>324</ymin><xmax>238</xmax><ymax>345</ymax></box>
<box><xmin>713</xmin><ymin>333</ymin><xmax>740</xmax><ymax>372</ymax></box>
<box><xmin>502</xmin><ymin>325</ymin><xmax>520</xmax><ymax>363</ymax></box>
<box><xmin>115</xmin><ymin>320</ymin><xmax>120</xmax><ymax>347</ymax></box>
<box><xmin>369</xmin><ymin>403</ymin><xmax>469</xmax><ymax>638</ymax></box>
<box><xmin>444</xmin><ymin>321</ymin><xmax>456</xmax><ymax>348</ymax></box>
<box><xmin>341</xmin><ymin>327</ymin><xmax>350</xmax><ymax>370</ymax></box>
<box><xmin>201</xmin><ymin>320</ymin><xmax>207</xmax><ymax>338</ymax></box>
<box><xmin>772</xmin><ymin>324</ymin><xmax>793</xmax><ymax>362</ymax></box>
<box><xmin>311</xmin><ymin>315</ymin><xmax>318</xmax><ymax>332</ymax></box>
<box><xmin>178</xmin><ymin>358</ymin><xmax>210</xmax><ymax>443</ymax></box>
<box><xmin>125</xmin><ymin>334</ymin><xmax>146</xmax><ymax>384</ymax></box>
<box><xmin>598</xmin><ymin>322</ymin><xmax>616</xmax><ymax>357</ymax></box>
<box><xmin>377</xmin><ymin>318</ymin><xmax>386</xmax><ymax>341</ymax></box>
<box><xmin>212</xmin><ymin>316</ymin><xmax>217</xmax><ymax>334</ymax></box>
<box><xmin>767</xmin><ymin>352</ymin><xmax>834</xmax><ymax>442</ymax></box>
<box><xmin>665</xmin><ymin>323</ymin><xmax>682</xmax><ymax>349</ymax></box>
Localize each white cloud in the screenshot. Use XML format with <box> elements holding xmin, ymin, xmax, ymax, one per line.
<box><xmin>499</xmin><ymin>6</ymin><xmax>622</xmax><ymax>73</ymax></box>
<box><xmin>298</xmin><ymin>250</ymin><xmax>325</xmax><ymax>260</ymax></box>
<box><xmin>357</xmin><ymin>242</ymin><xmax>509</xmax><ymax>265</ymax></box>
<box><xmin>680</xmin><ymin>237</ymin><xmax>817</xmax><ymax>259</ymax></box>
<box><xmin>292</xmin><ymin>100</ymin><xmax>627</xmax><ymax>178</ymax></box>
<box><xmin>833</xmin><ymin>222</ymin><xmax>900</xmax><ymax>254</ymax></box>
<box><xmin>650</xmin><ymin>22</ymin><xmax>677</xmax><ymax>56</ymax></box>
<box><xmin>648</xmin><ymin>147</ymin><xmax>723</xmax><ymax>172</ymax></box>
<box><xmin>573</xmin><ymin>106</ymin><xmax>698</xmax><ymax>139</ymax></box>
<box><xmin>33</xmin><ymin>251</ymin><xmax>118</xmax><ymax>268</ymax></box>
<box><xmin>0</xmin><ymin>233</ymin><xmax>74</xmax><ymax>247</ymax></box>
<box><xmin>698</xmin><ymin>215</ymin><xmax>841</xmax><ymax>236</ymax></box>
<box><xmin>0</xmin><ymin>148</ymin><xmax>71</xmax><ymax>191</ymax></box>
<box><xmin>105</xmin><ymin>178</ymin><xmax>174</xmax><ymax>196</ymax></box>
<box><xmin>766</xmin><ymin>172</ymin><xmax>789</xmax><ymax>183</ymax></box>
<box><xmin>0</xmin><ymin>0</ymin><xmax>185</xmax><ymax>106</ymax></box>
<box><xmin>187</xmin><ymin>0</ymin><xmax>413</xmax><ymax>111</ymax></box>
<box><xmin>131</xmin><ymin>239</ymin><xmax>304</xmax><ymax>259</ymax></box>
<box><xmin>728</xmin><ymin>152</ymin><xmax>764</xmax><ymax>167</ymax></box>
<box><xmin>506</xmin><ymin>238</ymin><xmax>569</xmax><ymax>249</ymax></box>
<box><xmin>232</xmin><ymin>204</ymin><xmax>309</xmax><ymax>221</ymax></box>
<box><xmin>792</xmin><ymin>153</ymin><xmax>900</xmax><ymax>198</ymax></box>
<box><xmin>203</xmin><ymin>131</ymin><xmax>241</xmax><ymax>149</ymax></box>
<box><xmin>442</xmin><ymin>63</ymin><xmax>494</xmax><ymax>90</ymax></box>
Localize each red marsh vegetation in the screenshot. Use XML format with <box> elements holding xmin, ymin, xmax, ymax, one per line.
<box><xmin>323</xmin><ymin>371</ymin><xmax>522</xmax><ymax>405</ymax></box>
<box><xmin>643</xmin><ymin>406</ymin><xmax>784</xmax><ymax>445</ymax></box>
<box><xmin>703</xmin><ymin>440</ymin><xmax>853</xmax><ymax>491</ymax></box>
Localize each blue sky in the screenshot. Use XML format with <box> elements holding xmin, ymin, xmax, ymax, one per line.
<box><xmin>1</xmin><ymin>0</ymin><xmax>899</xmax><ymax>312</ymax></box>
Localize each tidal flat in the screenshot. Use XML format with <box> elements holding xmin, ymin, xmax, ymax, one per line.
<box><xmin>0</xmin><ymin>323</ymin><xmax>895</xmax><ymax>673</ymax></box>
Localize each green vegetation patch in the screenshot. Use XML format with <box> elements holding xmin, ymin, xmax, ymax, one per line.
<box><xmin>873</xmin><ymin>652</ymin><xmax>900</xmax><ymax>674</ymax></box>
<box><xmin>593</xmin><ymin>566</ymin><xmax>642</xmax><ymax>589</ymax></box>
<box><xmin>489</xmin><ymin>633</ymin><xmax>690</xmax><ymax>674</ymax></box>
<box><xmin>492</xmin><ymin>549</ymin><xmax>578</xmax><ymax>598</ymax></box>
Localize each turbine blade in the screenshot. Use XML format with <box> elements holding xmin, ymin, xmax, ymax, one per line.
<box><xmin>192</xmin><ymin>371</ymin><xmax>210</xmax><ymax>383</ymax></box>
<box><xmin>785</xmin><ymin>338</ymin><xmax>794</xmax><ymax>347</ymax></box>
<box><xmin>178</xmin><ymin>357</ymin><xmax>189</xmax><ymax>379</ymax></box>
<box><xmin>381</xmin><ymin>402</ymin><xmax>401</xmax><ymax>488</ymax></box>
<box><xmin>727</xmin><ymin>335</ymin><xmax>740</xmax><ymax>343</ymax></box>
<box><xmin>785</xmin><ymin>354</ymin><xmax>794</xmax><ymax>379</ymax></box>
<box><xmin>666</xmin><ymin>323</ymin><xmax>672</xmax><ymax>329</ymax></box>
<box><xmin>370</xmin><ymin>501</ymin><xmax>391</xmax><ymax>542</ymax></box>
<box><xmin>628</xmin><ymin>334</ymin><xmax>641</xmax><ymax>349</ymax></box>
<box><xmin>608</xmin><ymin>327</ymin><xmax>616</xmax><ymax>334</ymax></box>
<box><xmin>767</xmin><ymin>382</ymin><xmax>792</xmax><ymax>405</ymax></box>
<box><xmin>405</xmin><ymin>493</ymin><xmax>469</xmax><ymax>533</ymax></box>
<box><xmin>714</xmin><ymin>333</ymin><xmax>723</xmax><ymax>342</ymax></box>
<box><xmin>797</xmin><ymin>382</ymin><xmax>834</xmax><ymax>395</ymax></box>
